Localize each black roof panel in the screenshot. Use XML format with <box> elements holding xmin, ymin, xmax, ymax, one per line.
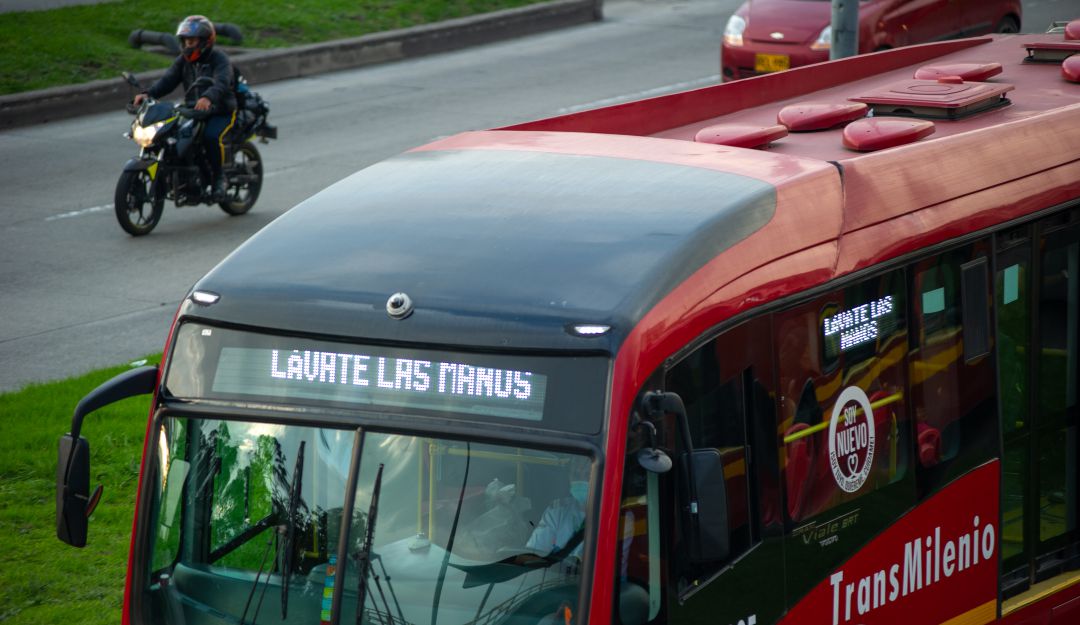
<box><xmin>192</xmin><ymin>148</ymin><xmax>776</xmax><ymax>351</ymax></box>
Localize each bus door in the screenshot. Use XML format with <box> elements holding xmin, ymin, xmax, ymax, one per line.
<box><xmin>999</xmin><ymin>212</ymin><xmax>1080</xmax><ymax>598</ymax></box>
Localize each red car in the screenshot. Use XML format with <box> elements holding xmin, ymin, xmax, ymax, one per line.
<box><xmin>721</xmin><ymin>0</ymin><xmax>1022</xmax><ymax>81</ymax></box>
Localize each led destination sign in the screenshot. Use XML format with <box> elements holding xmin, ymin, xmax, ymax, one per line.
<box><xmin>164</xmin><ymin>323</ymin><xmax>608</xmax><ymax>432</ymax></box>
<box><xmin>212</xmin><ymin>347</ymin><xmax>548</xmax><ymax>421</ymax></box>
<box><xmin>822</xmin><ymin>296</ymin><xmax>896</xmax><ymax>353</ymax></box>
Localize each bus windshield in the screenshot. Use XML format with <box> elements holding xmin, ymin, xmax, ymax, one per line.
<box><xmin>150</xmin><ymin>416</ymin><xmax>592</xmax><ymax>624</ymax></box>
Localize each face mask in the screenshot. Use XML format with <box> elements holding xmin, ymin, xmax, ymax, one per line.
<box><xmin>569</xmin><ymin>480</ymin><xmax>589</xmax><ymax>506</ymax></box>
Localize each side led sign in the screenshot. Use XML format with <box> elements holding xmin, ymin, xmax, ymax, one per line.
<box><xmin>822</xmin><ymin>296</ymin><xmax>895</xmax><ymax>352</ymax></box>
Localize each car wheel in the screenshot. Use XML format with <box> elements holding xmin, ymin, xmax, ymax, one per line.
<box><xmin>995</xmin><ymin>16</ymin><xmax>1020</xmax><ymax>34</ymax></box>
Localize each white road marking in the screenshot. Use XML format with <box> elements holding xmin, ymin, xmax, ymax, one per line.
<box><xmin>556</xmin><ymin>75</ymin><xmax>721</xmax><ymax>114</ymax></box>
<box><xmin>45</xmin><ymin>204</ymin><xmax>112</xmax><ymax>221</ymax></box>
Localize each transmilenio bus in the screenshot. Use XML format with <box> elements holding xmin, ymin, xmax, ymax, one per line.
<box><xmin>58</xmin><ymin>20</ymin><xmax>1080</xmax><ymax>625</ymax></box>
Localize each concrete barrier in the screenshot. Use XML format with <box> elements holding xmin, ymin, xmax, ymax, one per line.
<box><xmin>0</xmin><ymin>0</ymin><xmax>601</xmax><ymax>129</ymax></box>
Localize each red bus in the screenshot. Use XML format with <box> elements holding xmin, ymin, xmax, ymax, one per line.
<box><xmin>57</xmin><ymin>20</ymin><xmax>1080</xmax><ymax>625</ymax></box>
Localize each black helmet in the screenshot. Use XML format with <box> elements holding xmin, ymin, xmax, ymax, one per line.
<box><xmin>176</xmin><ymin>15</ymin><xmax>216</xmax><ymax>62</ymax></box>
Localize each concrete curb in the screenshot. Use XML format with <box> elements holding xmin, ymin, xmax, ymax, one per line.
<box><xmin>0</xmin><ymin>0</ymin><xmax>601</xmax><ymax>129</ymax></box>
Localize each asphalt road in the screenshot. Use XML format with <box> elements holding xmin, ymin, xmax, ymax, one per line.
<box><xmin>0</xmin><ymin>0</ymin><xmax>742</xmax><ymax>392</ymax></box>
<box><xmin>0</xmin><ymin>0</ymin><xmax>1069</xmax><ymax>393</ymax></box>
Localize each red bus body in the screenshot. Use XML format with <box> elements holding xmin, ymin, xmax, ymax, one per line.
<box><xmin>69</xmin><ymin>26</ymin><xmax>1080</xmax><ymax>625</ymax></box>
<box><xmin>499</xmin><ymin>29</ymin><xmax>1080</xmax><ymax>625</ymax></box>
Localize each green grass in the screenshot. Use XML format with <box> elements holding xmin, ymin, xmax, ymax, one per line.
<box><xmin>0</xmin><ymin>357</ymin><xmax>159</xmax><ymax>624</ymax></box>
<box><xmin>2</xmin><ymin>0</ymin><xmax>543</xmax><ymax>95</ymax></box>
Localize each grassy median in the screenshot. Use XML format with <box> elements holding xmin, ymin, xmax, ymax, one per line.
<box><xmin>3</xmin><ymin>0</ymin><xmax>543</xmax><ymax>95</ymax></box>
<box><xmin>0</xmin><ymin>358</ymin><xmax>158</xmax><ymax>624</ymax></box>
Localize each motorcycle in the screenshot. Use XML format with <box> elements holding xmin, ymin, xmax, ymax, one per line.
<box><xmin>116</xmin><ymin>72</ymin><xmax>277</xmax><ymax>235</ymax></box>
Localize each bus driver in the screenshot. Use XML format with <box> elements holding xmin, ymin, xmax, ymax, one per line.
<box><xmin>525</xmin><ymin>457</ymin><xmax>589</xmax><ymax>560</ymax></box>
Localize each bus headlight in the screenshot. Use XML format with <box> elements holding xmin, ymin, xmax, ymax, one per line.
<box><xmin>132</xmin><ymin>121</ymin><xmax>165</xmax><ymax>148</ymax></box>
<box><xmin>724</xmin><ymin>15</ymin><xmax>747</xmax><ymax>47</ymax></box>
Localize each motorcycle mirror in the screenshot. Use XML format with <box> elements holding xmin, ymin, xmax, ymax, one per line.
<box><xmin>122</xmin><ymin>71</ymin><xmax>140</xmax><ymax>88</ymax></box>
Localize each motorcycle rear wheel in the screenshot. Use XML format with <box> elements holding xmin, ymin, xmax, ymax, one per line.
<box><xmin>219</xmin><ymin>141</ymin><xmax>263</xmax><ymax>216</ymax></box>
<box><xmin>115</xmin><ymin>169</ymin><xmax>164</xmax><ymax>236</ymax></box>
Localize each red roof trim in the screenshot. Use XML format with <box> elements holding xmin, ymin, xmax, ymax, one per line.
<box><xmin>498</xmin><ymin>39</ymin><xmax>992</xmax><ymax>137</ymax></box>
<box><xmin>411</xmin><ymin>130</ymin><xmax>832</xmax><ymax>186</ymax></box>
<box><xmin>838</xmin><ymin>103</ymin><xmax>1080</xmax><ymax>232</ymax></box>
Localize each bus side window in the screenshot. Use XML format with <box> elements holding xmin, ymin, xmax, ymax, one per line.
<box><xmin>659</xmin><ymin>316</ymin><xmax>786</xmax><ymax>624</ymax></box>
<box><xmin>776</xmin><ymin>269</ymin><xmax>910</xmax><ymax>524</ymax></box>
<box><xmin>775</xmin><ymin>269</ymin><xmax>913</xmax><ymax>601</ymax></box>
<box><xmin>909</xmin><ymin>241</ymin><xmax>996</xmax><ymax>499</ymax></box>
<box><xmin>152</xmin><ymin>418</ymin><xmax>189</xmax><ymax>573</ymax></box>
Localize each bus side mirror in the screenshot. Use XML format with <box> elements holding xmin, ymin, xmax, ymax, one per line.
<box><xmin>56</xmin><ymin>435</ymin><xmax>99</xmax><ymax>547</ymax></box>
<box><xmin>680</xmin><ymin>448</ymin><xmax>730</xmax><ymax>563</ymax></box>
<box><xmin>641</xmin><ymin>391</ymin><xmax>729</xmax><ymax>562</ymax></box>
<box><xmin>56</xmin><ymin>365</ymin><xmax>158</xmax><ymax>547</ymax></box>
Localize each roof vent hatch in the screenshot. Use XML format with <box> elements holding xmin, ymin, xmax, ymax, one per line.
<box><xmin>1023</xmin><ymin>40</ymin><xmax>1080</xmax><ymax>62</ymax></box>
<box><xmin>913</xmin><ymin>62</ymin><xmax>1003</xmax><ymax>82</ymax></box>
<box><xmin>849</xmin><ymin>79</ymin><xmax>1014</xmax><ymax>120</ymax></box>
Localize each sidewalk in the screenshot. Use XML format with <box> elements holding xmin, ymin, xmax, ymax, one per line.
<box><xmin>0</xmin><ymin>0</ymin><xmax>602</xmax><ymax>129</ymax></box>
<box><xmin>0</xmin><ymin>0</ymin><xmax>117</xmax><ymax>12</ymax></box>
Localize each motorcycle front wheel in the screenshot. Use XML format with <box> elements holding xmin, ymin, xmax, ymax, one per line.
<box><xmin>114</xmin><ymin>169</ymin><xmax>164</xmax><ymax>236</ymax></box>
<box><xmin>219</xmin><ymin>141</ymin><xmax>263</xmax><ymax>216</ymax></box>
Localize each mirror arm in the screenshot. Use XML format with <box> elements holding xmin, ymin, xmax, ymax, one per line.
<box><xmin>642</xmin><ymin>390</ymin><xmax>700</xmax><ymax>515</ymax></box>
<box><xmin>68</xmin><ymin>365</ymin><xmax>158</xmax><ymax>442</ymax></box>
<box><xmin>61</xmin><ymin>365</ymin><xmax>158</xmax><ymax>500</ymax></box>
<box><xmin>63</xmin><ymin>364</ymin><xmax>158</xmax><ymax>479</ymax></box>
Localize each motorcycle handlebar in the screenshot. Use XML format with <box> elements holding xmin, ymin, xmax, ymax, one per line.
<box><xmin>176</xmin><ymin>107</ymin><xmax>211</xmax><ymax>120</ymax></box>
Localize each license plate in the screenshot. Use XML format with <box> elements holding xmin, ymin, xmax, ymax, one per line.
<box><xmin>754</xmin><ymin>53</ymin><xmax>790</xmax><ymax>73</ymax></box>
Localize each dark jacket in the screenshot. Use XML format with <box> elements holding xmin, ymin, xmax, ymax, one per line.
<box><xmin>147</xmin><ymin>48</ymin><xmax>237</xmax><ymax>113</ymax></box>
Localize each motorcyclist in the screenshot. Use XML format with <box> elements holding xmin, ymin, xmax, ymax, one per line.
<box><xmin>133</xmin><ymin>15</ymin><xmax>237</xmax><ymax>200</ymax></box>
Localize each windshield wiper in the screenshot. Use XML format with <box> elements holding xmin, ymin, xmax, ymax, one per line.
<box><xmin>281</xmin><ymin>440</ymin><xmax>305</xmax><ymax>620</ymax></box>
<box><xmin>239</xmin><ymin>523</ymin><xmax>278</xmax><ymax>625</ymax></box>
<box><xmin>431</xmin><ymin>443</ymin><xmax>470</xmax><ymax>625</ymax></box>
<box><xmin>239</xmin><ymin>440</ymin><xmax>305</xmax><ymax>625</ymax></box>
<box><xmin>356</xmin><ymin>463</ymin><xmax>388</xmax><ymax>625</ymax></box>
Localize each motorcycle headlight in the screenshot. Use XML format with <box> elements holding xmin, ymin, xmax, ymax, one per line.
<box><xmin>133</xmin><ymin>121</ymin><xmax>165</xmax><ymax>148</ymax></box>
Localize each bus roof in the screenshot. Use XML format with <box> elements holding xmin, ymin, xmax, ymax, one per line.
<box><xmin>190</xmin><ymin>33</ymin><xmax>1080</xmax><ymax>353</ymax></box>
